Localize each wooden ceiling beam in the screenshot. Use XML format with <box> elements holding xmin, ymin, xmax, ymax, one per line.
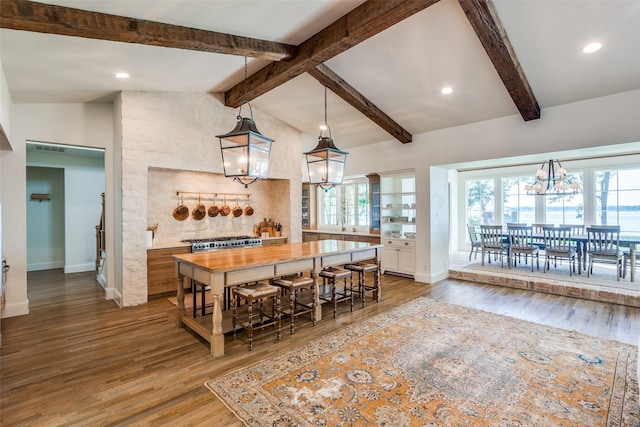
<box><xmin>224</xmin><ymin>0</ymin><xmax>441</xmax><ymax>108</ymax></box>
<box><xmin>0</xmin><ymin>0</ymin><xmax>297</xmax><ymax>61</ymax></box>
<box><xmin>458</xmin><ymin>0</ymin><xmax>540</xmax><ymax>121</ymax></box>
<box><xmin>309</xmin><ymin>64</ymin><xmax>412</xmax><ymax>144</ymax></box>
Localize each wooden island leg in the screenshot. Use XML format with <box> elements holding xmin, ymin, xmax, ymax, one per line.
<box><xmin>176</xmin><ymin>275</ymin><xmax>188</xmax><ymax>327</ymax></box>
<box><xmin>311</xmin><ymin>271</ymin><xmax>322</xmax><ymax>322</ymax></box>
<box><xmin>210</xmin><ymin>272</ymin><xmax>226</xmax><ymax>358</ymax></box>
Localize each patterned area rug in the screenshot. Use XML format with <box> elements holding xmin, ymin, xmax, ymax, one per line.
<box><xmin>205</xmin><ymin>298</ymin><xmax>639</xmax><ymax>426</ymax></box>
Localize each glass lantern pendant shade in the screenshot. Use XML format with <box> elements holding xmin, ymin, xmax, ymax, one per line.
<box><xmin>305</xmin><ymin>87</ymin><xmax>348</xmax><ymax>190</ymax></box>
<box><xmin>217</xmin><ymin>115</ymin><xmax>273</xmax><ymax>188</ymax></box>
<box><xmin>216</xmin><ymin>56</ymin><xmax>274</xmax><ymax>188</ymax></box>
<box><xmin>305</xmin><ymin>136</ymin><xmax>347</xmax><ymax>188</ymax></box>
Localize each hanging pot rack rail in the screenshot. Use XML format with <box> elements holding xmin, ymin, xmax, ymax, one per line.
<box><xmin>176</xmin><ymin>191</ymin><xmax>251</xmax><ymax>199</ymax></box>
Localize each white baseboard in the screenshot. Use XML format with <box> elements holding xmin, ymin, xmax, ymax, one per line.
<box><xmin>414</xmin><ymin>269</ymin><xmax>448</xmax><ymax>284</ymax></box>
<box><xmin>112</xmin><ymin>289</ymin><xmax>123</xmax><ymax>307</ymax></box>
<box><xmin>27</xmin><ymin>261</ymin><xmax>64</xmax><ymax>272</ymax></box>
<box><xmin>1</xmin><ymin>299</ymin><xmax>29</xmax><ymax>318</ymax></box>
<box><xmin>64</xmin><ymin>263</ymin><xmax>95</xmax><ymax>274</ymax></box>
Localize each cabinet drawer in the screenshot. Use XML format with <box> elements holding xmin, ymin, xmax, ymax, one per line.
<box><xmin>275</xmin><ymin>259</ymin><xmax>313</xmax><ymax>276</ymax></box>
<box><xmin>351</xmin><ymin>249</ymin><xmax>377</xmax><ymax>262</ymax></box>
<box><xmin>321</xmin><ymin>253</ymin><xmax>351</xmax><ymax>267</ymax></box>
<box><xmin>383</xmin><ymin>239</ymin><xmax>415</xmax><ymax>248</ymax></box>
<box><xmin>226</xmin><ymin>266</ymin><xmax>275</xmax><ymax>286</ymax></box>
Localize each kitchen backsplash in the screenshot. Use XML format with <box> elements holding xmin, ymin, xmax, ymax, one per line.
<box><xmin>147</xmin><ymin>167</ymin><xmax>290</xmax><ymax>243</ymax></box>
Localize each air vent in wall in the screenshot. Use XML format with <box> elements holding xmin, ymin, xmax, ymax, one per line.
<box><xmin>35</xmin><ymin>145</ymin><xmax>65</xmax><ymax>153</ymax></box>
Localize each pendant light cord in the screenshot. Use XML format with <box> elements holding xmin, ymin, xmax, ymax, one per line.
<box><xmin>320</xmin><ymin>86</ymin><xmax>331</xmax><ymax>138</ymax></box>
<box><xmin>239</xmin><ymin>56</ymin><xmax>253</xmax><ymax>120</ymax></box>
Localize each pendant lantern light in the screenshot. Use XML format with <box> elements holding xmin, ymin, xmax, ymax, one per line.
<box><xmin>305</xmin><ymin>86</ymin><xmax>348</xmax><ymax>191</ymax></box>
<box><xmin>217</xmin><ymin>57</ymin><xmax>274</xmax><ymax>188</ymax></box>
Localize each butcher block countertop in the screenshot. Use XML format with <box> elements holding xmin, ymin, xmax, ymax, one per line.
<box><xmin>172</xmin><ymin>239</ymin><xmax>381</xmax><ymax>274</ymax></box>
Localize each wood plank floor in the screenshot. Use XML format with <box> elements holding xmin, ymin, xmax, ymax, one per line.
<box><xmin>1</xmin><ymin>270</ymin><xmax>639</xmax><ymax>426</ymax></box>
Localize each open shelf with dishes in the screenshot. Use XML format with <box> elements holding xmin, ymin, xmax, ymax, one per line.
<box><xmin>380</xmin><ymin>172</ymin><xmax>416</xmax><ymax>276</ymax></box>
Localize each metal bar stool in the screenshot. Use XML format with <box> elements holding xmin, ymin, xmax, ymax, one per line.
<box><xmin>191</xmin><ymin>280</ymin><xmax>211</xmax><ymax>318</ymax></box>
<box><xmin>318</xmin><ymin>267</ymin><xmax>353</xmax><ymax>318</ymax></box>
<box><xmin>272</xmin><ymin>274</ymin><xmax>316</xmax><ymax>334</ymax></box>
<box><xmin>231</xmin><ymin>282</ymin><xmax>282</xmax><ymax>351</ymax></box>
<box><xmin>344</xmin><ymin>261</ymin><xmax>380</xmax><ymax>308</ymax></box>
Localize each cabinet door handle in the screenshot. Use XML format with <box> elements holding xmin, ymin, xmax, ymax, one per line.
<box><xmin>404</xmin><ymin>242</ymin><xmax>409</xmax><ymax>246</ymax></box>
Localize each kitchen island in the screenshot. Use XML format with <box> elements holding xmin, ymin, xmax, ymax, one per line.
<box><xmin>173</xmin><ymin>240</ymin><xmax>383</xmax><ymax>357</ymax></box>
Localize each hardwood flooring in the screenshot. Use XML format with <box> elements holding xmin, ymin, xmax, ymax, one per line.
<box><xmin>1</xmin><ymin>270</ymin><xmax>639</xmax><ymax>426</ymax></box>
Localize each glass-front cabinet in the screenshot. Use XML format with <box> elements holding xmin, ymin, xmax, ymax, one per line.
<box><xmin>367</xmin><ymin>173</ymin><xmax>380</xmax><ymax>234</ymax></box>
<box><xmin>302</xmin><ymin>183</ymin><xmax>316</xmax><ymax>230</ymax></box>
<box><xmin>302</xmin><ymin>184</ymin><xmax>310</xmax><ymax>229</ymax></box>
<box><xmin>380</xmin><ymin>171</ymin><xmax>416</xmax><ymax>276</ymax></box>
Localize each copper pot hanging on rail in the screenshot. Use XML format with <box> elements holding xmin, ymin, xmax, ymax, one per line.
<box><xmin>192</xmin><ymin>195</ymin><xmax>206</xmax><ymax>221</ymax></box>
<box><xmin>172</xmin><ymin>194</ymin><xmax>189</xmax><ymax>221</ymax></box>
<box><xmin>232</xmin><ymin>196</ymin><xmax>243</xmax><ymax>217</ymax></box>
<box><xmin>207</xmin><ymin>195</ymin><xmax>219</xmax><ymax>217</ymax></box>
<box><xmin>220</xmin><ymin>196</ymin><xmax>231</xmax><ymax>216</ymax></box>
<box><xmin>244</xmin><ymin>195</ymin><xmax>254</xmax><ymax>216</ymax></box>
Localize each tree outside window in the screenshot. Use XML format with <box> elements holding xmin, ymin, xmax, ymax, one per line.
<box><xmin>466</xmin><ymin>179</ymin><xmax>495</xmax><ymax>225</ymax></box>
<box><xmin>318</xmin><ymin>181</ymin><xmax>369</xmax><ymax>229</ymax></box>
<box><xmin>595</xmin><ymin>169</ymin><xmax>640</xmax><ymax>233</ymax></box>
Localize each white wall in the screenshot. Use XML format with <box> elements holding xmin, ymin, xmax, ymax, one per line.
<box><xmin>1</xmin><ymin>103</ymin><xmax>113</xmax><ymax>317</ymax></box>
<box><xmin>346</xmin><ymin>89</ymin><xmax>640</xmax><ymax>283</ymax></box>
<box><xmin>26</xmin><ymin>166</ymin><xmax>65</xmax><ymax>270</ymax></box>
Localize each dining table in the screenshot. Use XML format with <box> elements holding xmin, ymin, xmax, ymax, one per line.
<box><xmin>173</xmin><ymin>240</ymin><xmax>383</xmax><ymax>358</ymax></box>
<box><xmin>480</xmin><ymin>227</ymin><xmax>639</xmax><ymax>281</ymax></box>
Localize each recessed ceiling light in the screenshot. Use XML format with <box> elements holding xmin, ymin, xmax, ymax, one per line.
<box><xmin>441</xmin><ymin>87</ymin><xmax>453</xmax><ymax>95</ymax></box>
<box><xmin>582</xmin><ymin>42</ymin><xmax>602</xmax><ymax>54</ymax></box>
<box><xmin>115</xmin><ymin>72</ymin><xmax>130</xmax><ymax>79</ymax></box>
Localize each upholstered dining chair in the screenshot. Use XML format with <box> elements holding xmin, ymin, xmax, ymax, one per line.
<box><xmin>467</xmin><ymin>224</ymin><xmax>481</xmax><ymax>261</ymax></box>
<box><xmin>480</xmin><ymin>225</ymin><xmax>509</xmax><ymax>268</ymax></box>
<box><xmin>542</xmin><ymin>226</ymin><xmax>577</xmax><ymax>276</ymax></box>
<box><xmin>586</xmin><ymin>226</ymin><xmax>624</xmax><ymax>281</ymax></box>
<box><xmin>507</xmin><ymin>224</ymin><xmax>539</xmax><ymax>271</ymax></box>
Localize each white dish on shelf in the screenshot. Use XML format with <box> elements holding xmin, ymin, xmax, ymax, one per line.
<box><xmin>404</xmin><ymin>232</ymin><xmax>416</xmax><ymax>239</ymax></box>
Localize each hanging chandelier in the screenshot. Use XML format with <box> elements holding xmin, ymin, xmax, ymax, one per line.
<box><xmin>525</xmin><ymin>159</ymin><xmax>581</xmax><ymax>196</ymax></box>
<box><xmin>304</xmin><ymin>86</ymin><xmax>348</xmax><ymax>191</ymax></box>
<box><xmin>216</xmin><ymin>57</ymin><xmax>274</xmax><ymax>188</ymax></box>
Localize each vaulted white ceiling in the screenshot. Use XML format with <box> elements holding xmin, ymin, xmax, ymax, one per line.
<box><xmin>2</xmin><ymin>0</ymin><xmax>639</xmax><ymax>150</ymax></box>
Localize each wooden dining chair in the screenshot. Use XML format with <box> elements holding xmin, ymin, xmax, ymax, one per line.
<box><xmin>480</xmin><ymin>225</ymin><xmax>509</xmax><ymax>268</ymax></box>
<box><xmin>542</xmin><ymin>226</ymin><xmax>577</xmax><ymax>276</ymax></box>
<box><xmin>507</xmin><ymin>225</ymin><xmax>539</xmax><ymax>271</ymax></box>
<box><xmin>467</xmin><ymin>224</ymin><xmax>481</xmax><ymax>261</ymax></box>
<box><xmin>561</xmin><ymin>224</ymin><xmax>585</xmax><ymax>236</ymax></box>
<box><xmin>532</xmin><ymin>223</ymin><xmax>553</xmax><ymax>250</ymax></box>
<box><xmin>586</xmin><ymin>226</ymin><xmax>624</xmax><ymax>281</ymax></box>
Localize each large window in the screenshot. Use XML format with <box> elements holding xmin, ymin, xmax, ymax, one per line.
<box><xmin>318</xmin><ymin>180</ymin><xmax>369</xmax><ymax>229</ymax></box>
<box><xmin>594</xmin><ymin>168</ymin><xmax>640</xmax><ymax>233</ymax></box>
<box><xmin>544</xmin><ymin>172</ymin><xmax>584</xmax><ymax>225</ymax></box>
<box><xmin>503</xmin><ymin>176</ymin><xmax>534</xmax><ymax>224</ymax></box>
<box><xmin>466</xmin><ymin>179</ymin><xmax>495</xmax><ymax>225</ymax></box>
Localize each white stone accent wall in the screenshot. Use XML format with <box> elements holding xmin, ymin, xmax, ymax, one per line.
<box><xmin>120</xmin><ymin>91</ymin><xmax>301</xmax><ymax>306</ymax></box>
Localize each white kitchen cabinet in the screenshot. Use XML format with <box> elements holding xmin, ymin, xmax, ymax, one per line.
<box><xmin>379</xmin><ymin>171</ymin><xmax>416</xmax><ymax>276</ymax></box>
<box><xmin>381</xmin><ymin>238</ymin><xmax>415</xmax><ymax>276</ymax></box>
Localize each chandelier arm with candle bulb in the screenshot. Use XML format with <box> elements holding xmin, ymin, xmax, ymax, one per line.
<box><xmin>524</xmin><ymin>159</ymin><xmax>581</xmax><ymax>196</ymax></box>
